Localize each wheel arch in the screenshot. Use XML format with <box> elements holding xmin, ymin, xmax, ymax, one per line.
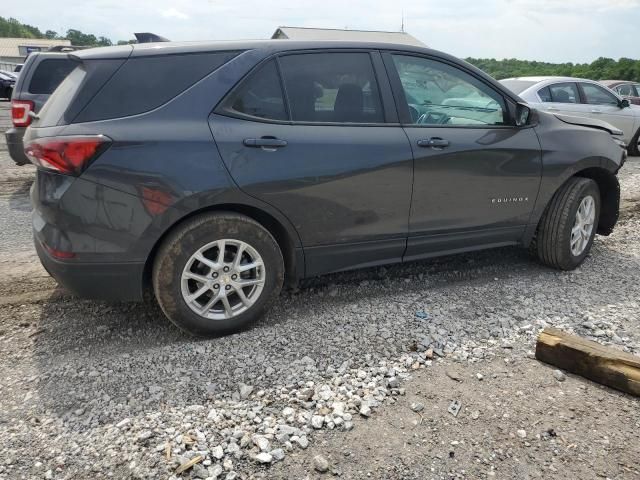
<box><xmin>524</xmin><ymin>165</ymin><xmax>620</xmax><ymax>247</ymax></box>
<box><xmin>143</xmin><ymin>203</ymin><xmax>303</xmax><ymax>294</ymax></box>
<box><xmin>573</xmin><ymin>167</ymin><xmax>620</xmax><ymax>235</ymax></box>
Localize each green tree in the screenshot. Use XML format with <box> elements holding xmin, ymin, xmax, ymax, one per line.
<box><xmin>465</xmin><ymin>57</ymin><xmax>640</xmax><ymax>82</ymax></box>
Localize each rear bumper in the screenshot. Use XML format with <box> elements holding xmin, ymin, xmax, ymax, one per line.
<box><xmin>5</xmin><ymin>127</ymin><xmax>29</xmax><ymax>165</ymax></box>
<box><xmin>35</xmin><ymin>238</ymin><xmax>146</xmax><ymax>301</ymax></box>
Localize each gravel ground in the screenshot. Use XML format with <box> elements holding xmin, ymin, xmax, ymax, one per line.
<box><xmin>0</xmin><ymin>100</ymin><xmax>639</xmax><ymax>479</ymax></box>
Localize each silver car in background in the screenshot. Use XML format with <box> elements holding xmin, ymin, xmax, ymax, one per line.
<box><xmin>501</xmin><ymin>76</ymin><xmax>640</xmax><ymax>156</ymax></box>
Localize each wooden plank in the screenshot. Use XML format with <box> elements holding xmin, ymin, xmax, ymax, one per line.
<box><xmin>536</xmin><ymin>327</ymin><xmax>640</xmax><ymax>397</ymax></box>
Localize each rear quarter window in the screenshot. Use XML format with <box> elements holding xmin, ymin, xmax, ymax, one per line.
<box><xmin>28</xmin><ymin>58</ymin><xmax>76</xmax><ymax>94</ymax></box>
<box><xmin>74</xmin><ymin>51</ymin><xmax>240</xmax><ymax>123</ymax></box>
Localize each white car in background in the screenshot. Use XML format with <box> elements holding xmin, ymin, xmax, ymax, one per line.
<box><xmin>501</xmin><ymin>76</ymin><xmax>640</xmax><ymax>156</ymax></box>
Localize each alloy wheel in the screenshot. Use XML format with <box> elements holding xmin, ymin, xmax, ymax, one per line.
<box><xmin>570</xmin><ymin>195</ymin><xmax>595</xmax><ymax>256</ymax></box>
<box><xmin>181</xmin><ymin>239</ymin><xmax>265</xmax><ymax>320</ymax></box>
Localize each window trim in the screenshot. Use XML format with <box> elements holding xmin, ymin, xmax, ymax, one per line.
<box><xmin>215</xmin><ymin>48</ymin><xmax>398</xmax><ymax>127</ymax></box>
<box><xmin>577</xmin><ymin>81</ymin><xmax>621</xmax><ymax>106</ymax></box>
<box><xmin>380</xmin><ymin>51</ymin><xmax>522</xmax><ymax>129</ymax></box>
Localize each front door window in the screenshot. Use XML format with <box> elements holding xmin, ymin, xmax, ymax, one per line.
<box><xmin>391</xmin><ymin>54</ymin><xmax>506</xmax><ymax>126</ymax></box>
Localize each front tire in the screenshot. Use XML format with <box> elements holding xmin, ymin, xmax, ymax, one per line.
<box><xmin>532</xmin><ymin>177</ymin><xmax>600</xmax><ymax>270</ymax></box>
<box><xmin>153</xmin><ymin>212</ymin><xmax>284</xmax><ymax>337</ymax></box>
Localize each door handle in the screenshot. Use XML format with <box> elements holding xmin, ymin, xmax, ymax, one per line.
<box><xmin>591</xmin><ymin>109</ymin><xmax>602</xmax><ymax>113</ymax></box>
<box><xmin>546</xmin><ymin>106</ymin><xmax>559</xmax><ymax>111</ymax></box>
<box><xmin>243</xmin><ymin>137</ymin><xmax>288</xmax><ymax>148</ymax></box>
<box><xmin>417</xmin><ymin>137</ymin><xmax>450</xmax><ymax>149</ymax></box>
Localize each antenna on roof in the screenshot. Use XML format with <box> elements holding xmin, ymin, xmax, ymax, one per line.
<box><xmin>401</xmin><ymin>10</ymin><xmax>405</xmax><ymax>32</ymax></box>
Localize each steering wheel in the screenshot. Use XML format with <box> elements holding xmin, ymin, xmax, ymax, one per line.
<box><xmin>417</xmin><ymin>111</ymin><xmax>450</xmax><ymax>125</ymax></box>
<box><xmin>408</xmin><ymin>106</ymin><xmax>420</xmax><ymax>123</ymax></box>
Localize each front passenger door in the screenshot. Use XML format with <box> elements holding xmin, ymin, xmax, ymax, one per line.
<box><xmin>383</xmin><ymin>53</ymin><xmax>542</xmax><ymax>259</ymax></box>
<box><xmin>578</xmin><ymin>82</ymin><xmax>636</xmax><ymax>142</ymax></box>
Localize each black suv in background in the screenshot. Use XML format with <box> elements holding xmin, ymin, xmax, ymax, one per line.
<box><xmin>6</xmin><ymin>52</ymin><xmax>75</xmax><ymax>164</ymax></box>
<box><xmin>24</xmin><ymin>40</ymin><xmax>625</xmax><ymax>337</ymax></box>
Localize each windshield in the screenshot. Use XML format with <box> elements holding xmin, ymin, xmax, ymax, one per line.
<box><xmin>500</xmin><ymin>80</ymin><xmax>538</xmax><ymax>95</ymax></box>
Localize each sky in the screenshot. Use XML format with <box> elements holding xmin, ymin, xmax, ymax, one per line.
<box><xmin>6</xmin><ymin>0</ymin><xmax>640</xmax><ymax>63</ymax></box>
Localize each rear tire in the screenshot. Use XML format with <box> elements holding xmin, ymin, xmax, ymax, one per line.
<box><xmin>629</xmin><ymin>127</ymin><xmax>640</xmax><ymax>157</ymax></box>
<box><xmin>153</xmin><ymin>212</ymin><xmax>284</xmax><ymax>337</ymax></box>
<box><xmin>532</xmin><ymin>177</ymin><xmax>600</xmax><ymax>270</ymax></box>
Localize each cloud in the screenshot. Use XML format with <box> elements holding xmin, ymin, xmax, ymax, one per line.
<box><xmin>161</xmin><ymin>7</ymin><xmax>189</xmax><ymax>20</ymax></box>
<box><xmin>506</xmin><ymin>0</ymin><xmax>640</xmax><ymax>13</ymax></box>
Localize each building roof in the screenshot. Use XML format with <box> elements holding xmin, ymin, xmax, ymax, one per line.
<box><xmin>0</xmin><ymin>38</ymin><xmax>71</xmax><ymax>59</ymax></box>
<box><xmin>272</xmin><ymin>26</ymin><xmax>426</xmax><ymax>47</ymax></box>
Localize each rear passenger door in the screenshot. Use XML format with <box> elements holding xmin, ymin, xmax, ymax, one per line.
<box><xmin>210</xmin><ymin>51</ymin><xmax>414</xmax><ymax>276</ymax></box>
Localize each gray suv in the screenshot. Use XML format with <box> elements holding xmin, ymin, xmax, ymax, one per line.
<box><xmin>6</xmin><ymin>52</ymin><xmax>75</xmax><ymax>164</ymax></box>
<box><xmin>24</xmin><ymin>40</ymin><xmax>626</xmax><ymax>336</ymax></box>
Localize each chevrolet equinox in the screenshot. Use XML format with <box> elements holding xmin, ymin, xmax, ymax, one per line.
<box><xmin>24</xmin><ymin>40</ymin><xmax>626</xmax><ymax>336</ymax></box>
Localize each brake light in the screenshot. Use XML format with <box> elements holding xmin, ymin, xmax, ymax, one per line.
<box><xmin>42</xmin><ymin>243</ymin><xmax>76</xmax><ymax>259</ymax></box>
<box><xmin>11</xmin><ymin>100</ymin><xmax>34</xmax><ymax>127</ymax></box>
<box><xmin>25</xmin><ymin>135</ymin><xmax>111</xmax><ymax>175</ymax></box>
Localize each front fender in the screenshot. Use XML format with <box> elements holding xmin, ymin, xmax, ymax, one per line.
<box><xmin>525</xmin><ymin>112</ymin><xmax>624</xmax><ymax>245</ymax></box>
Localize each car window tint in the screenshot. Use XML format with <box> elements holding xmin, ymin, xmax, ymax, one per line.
<box><xmin>538</xmin><ymin>86</ymin><xmax>552</xmax><ymax>102</ymax></box>
<box><xmin>279</xmin><ymin>53</ymin><xmax>384</xmax><ymax>123</ymax></box>
<box><xmin>28</xmin><ymin>58</ymin><xmax>76</xmax><ymax>94</ymax></box>
<box><xmin>634</xmin><ymin>84</ymin><xmax>640</xmax><ymax>96</ymax></box>
<box><xmin>76</xmin><ymin>51</ymin><xmax>240</xmax><ymax>123</ymax></box>
<box><xmin>548</xmin><ymin>83</ymin><xmax>579</xmax><ymax>103</ymax></box>
<box><xmin>391</xmin><ymin>55</ymin><xmax>505</xmax><ymax>126</ymax></box>
<box><xmin>581</xmin><ymin>83</ymin><xmax>619</xmax><ymax>106</ymax></box>
<box><xmin>228</xmin><ymin>60</ymin><xmax>287</xmax><ymax>121</ymax></box>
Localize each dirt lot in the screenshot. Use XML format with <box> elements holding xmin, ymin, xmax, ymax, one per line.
<box><xmin>0</xmin><ymin>99</ymin><xmax>639</xmax><ymax>480</ymax></box>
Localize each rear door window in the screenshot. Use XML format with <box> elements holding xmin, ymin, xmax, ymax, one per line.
<box><xmin>548</xmin><ymin>83</ymin><xmax>580</xmax><ymax>103</ymax></box>
<box><xmin>28</xmin><ymin>58</ymin><xmax>75</xmax><ymax>94</ymax></box>
<box><xmin>278</xmin><ymin>52</ymin><xmax>384</xmax><ymax>123</ymax></box>
<box><xmin>581</xmin><ymin>83</ymin><xmax>619</xmax><ymax>106</ymax></box>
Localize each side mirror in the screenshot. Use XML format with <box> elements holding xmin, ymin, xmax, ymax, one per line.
<box><xmin>515</xmin><ymin>103</ymin><xmax>531</xmax><ymax>126</ymax></box>
<box><xmin>620</xmin><ymin>98</ymin><xmax>631</xmax><ymax>108</ymax></box>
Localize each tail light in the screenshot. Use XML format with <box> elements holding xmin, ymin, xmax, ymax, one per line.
<box><xmin>42</xmin><ymin>242</ymin><xmax>76</xmax><ymax>259</ymax></box>
<box><xmin>11</xmin><ymin>100</ymin><xmax>34</xmax><ymax>127</ymax></box>
<box><xmin>25</xmin><ymin>135</ymin><xmax>111</xmax><ymax>176</ymax></box>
